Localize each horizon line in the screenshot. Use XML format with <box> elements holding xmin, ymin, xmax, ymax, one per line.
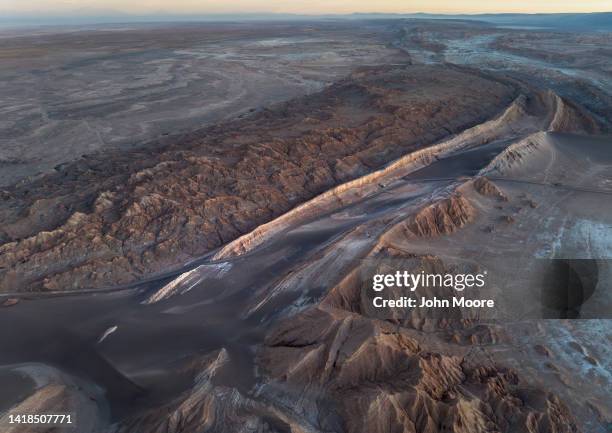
<box><xmin>3</xmin><ymin>10</ymin><xmax>612</xmax><ymax>16</ymax></box>
<box><xmin>1</xmin><ymin>10</ymin><xmax>611</xmax><ymax>29</ymax></box>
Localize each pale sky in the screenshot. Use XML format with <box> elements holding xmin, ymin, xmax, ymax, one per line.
<box><xmin>2</xmin><ymin>0</ymin><xmax>611</xmax><ymax>15</ymax></box>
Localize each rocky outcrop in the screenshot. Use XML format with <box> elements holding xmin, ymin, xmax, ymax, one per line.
<box><xmin>405</xmin><ymin>194</ymin><xmax>476</xmax><ymax>237</ymax></box>
<box><xmin>480</xmin><ymin>133</ymin><xmax>545</xmax><ymax>176</ymax></box>
<box><xmin>112</xmin><ymin>349</ymin><xmax>253</xmax><ymax>433</ymax></box>
<box><xmin>547</xmin><ymin>91</ymin><xmax>601</xmax><ymax>134</ymax></box>
<box><xmin>0</xmin><ymin>365</ymin><xmax>102</xmax><ymax>433</ymax></box>
<box><xmin>259</xmin><ymin>306</ymin><xmax>582</xmax><ymax>433</ymax></box>
<box><xmin>113</xmin><ymin>348</ymin><xmax>329</xmax><ymax>433</ymax></box>
<box><xmin>473</xmin><ymin>177</ymin><xmax>508</xmax><ymax>201</ymax></box>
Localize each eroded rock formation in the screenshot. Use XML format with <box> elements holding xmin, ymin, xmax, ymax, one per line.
<box><xmin>0</xmin><ymin>65</ymin><xmax>516</xmax><ymax>292</ymax></box>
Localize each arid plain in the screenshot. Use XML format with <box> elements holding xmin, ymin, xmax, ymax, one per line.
<box><xmin>0</xmin><ymin>17</ymin><xmax>611</xmax><ymax>433</ymax></box>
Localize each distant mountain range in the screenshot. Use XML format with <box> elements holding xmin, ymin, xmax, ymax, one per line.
<box><xmin>402</xmin><ymin>12</ymin><xmax>612</xmax><ymax>30</ymax></box>
<box><xmin>1</xmin><ymin>11</ymin><xmax>611</xmax><ymax>31</ymax></box>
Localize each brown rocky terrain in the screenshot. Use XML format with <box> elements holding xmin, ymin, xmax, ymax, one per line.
<box><xmin>1</xmin><ymin>85</ymin><xmax>609</xmax><ymax>433</ymax></box>
<box><xmin>403</xmin><ymin>193</ymin><xmax>476</xmax><ymax>237</ymax></box>
<box><xmin>258</xmin><ymin>306</ymin><xmax>581</xmax><ymax>433</ymax></box>
<box><xmin>0</xmin><ymin>65</ymin><xmax>516</xmax><ymax>293</ymax></box>
<box><xmin>1</xmin><ymin>18</ymin><xmax>610</xmax><ymax>433</ymax></box>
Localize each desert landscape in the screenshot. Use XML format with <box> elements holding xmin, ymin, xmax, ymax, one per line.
<box><xmin>0</xmin><ymin>14</ymin><xmax>611</xmax><ymax>433</ymax></box>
